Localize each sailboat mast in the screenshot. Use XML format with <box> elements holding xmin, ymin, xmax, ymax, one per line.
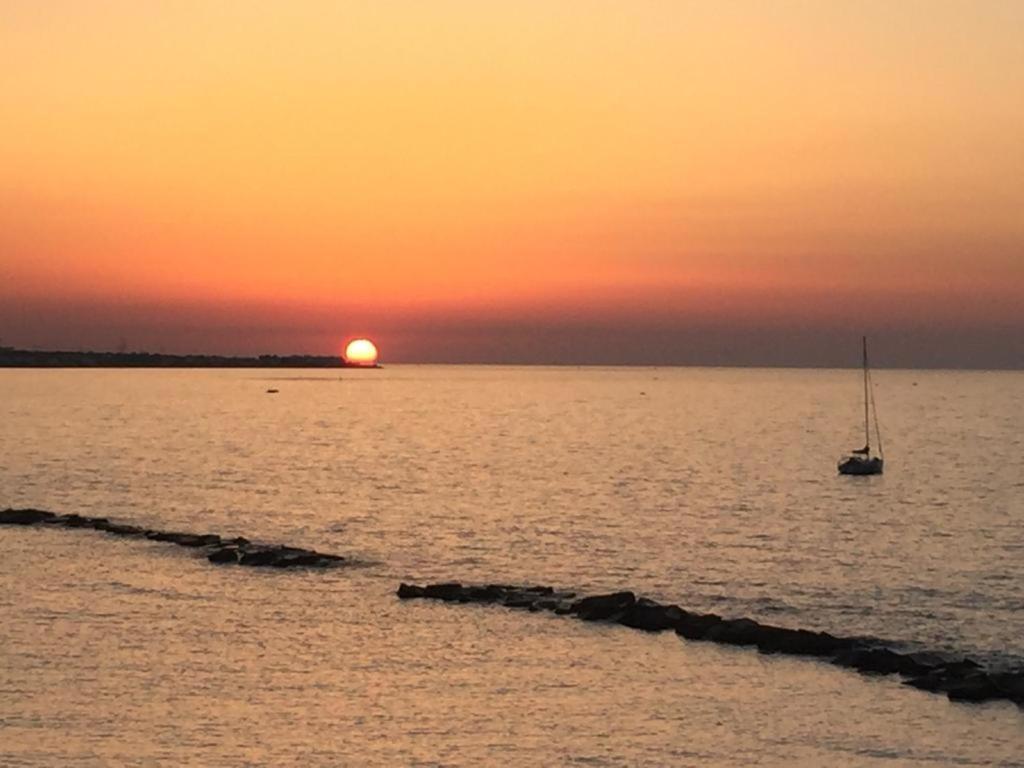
<box><xmin>862</xmin><ymin>336</ymin><xmax>870</xmax><ymax>453</ymax></box>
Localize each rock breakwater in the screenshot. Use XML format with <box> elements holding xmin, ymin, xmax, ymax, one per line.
<box><xmin>397</xmin><ymin>581</ymin><xmax>1024</xmax><ymax>707</ymax></box>
<box><xmin>1</xmin><ymin>508</ymin><xmax>346</xmax><ymax>569</ymax></box>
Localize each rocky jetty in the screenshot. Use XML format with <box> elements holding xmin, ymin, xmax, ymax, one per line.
<box><xmin>1</xmin><ymin>508</ymin><xmax>345</xmax><ymax>569</ymax></box>
<box><xmin>397</xmin><ymin>582</ymin><xmax>1024</xmax><ymax>707</ymax></box>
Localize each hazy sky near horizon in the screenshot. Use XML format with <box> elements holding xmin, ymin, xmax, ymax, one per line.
<box><xmin>2</xmin><ymin>1</ymin><xmax>1023</xmax><ymax>366</ymax></box>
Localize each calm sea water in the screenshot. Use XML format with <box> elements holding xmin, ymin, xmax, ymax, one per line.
<box><xmin>2</xmin><ymin>366</ymin><xmax>1023</xmax><ymax>766</ymax></box>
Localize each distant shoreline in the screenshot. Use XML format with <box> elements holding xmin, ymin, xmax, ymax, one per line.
<box><xmin>0</xmin><ymin>347</ymin><xmax>378</xmax><ymax>369</ymax></box>
<box><xmin>1</xmin><ymin>347</ymin><xmax>1020</xmax><ymax>371</ymax></box>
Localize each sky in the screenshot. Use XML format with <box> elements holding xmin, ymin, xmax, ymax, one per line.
<box><xmin>2</xmin><ymin>1</ymin><xmax>1022</xmax><ymax>367</ymax></box>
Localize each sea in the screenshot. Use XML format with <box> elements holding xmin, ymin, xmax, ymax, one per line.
<box><xmin>2</xmin><ymin>366</ymin><xmax>1023</xmax><ymax>766</ymax></box>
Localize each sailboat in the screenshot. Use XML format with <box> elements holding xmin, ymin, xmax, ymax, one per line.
<box><xmin>838</xmin><ymin>336</ymin><xmax>884</xmax><ymax>476</ymax></box>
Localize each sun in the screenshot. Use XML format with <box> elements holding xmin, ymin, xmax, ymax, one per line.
<box><xmin>344</xmin><ymin>338</ymin><xmax>379</xmax><ymax>366</ymax></box>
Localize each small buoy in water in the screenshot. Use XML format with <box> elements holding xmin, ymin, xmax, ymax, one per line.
<box><xmin>266</xmin><ymin>388</ymin><xmax>279</xmax><ymax>394</ymax></box>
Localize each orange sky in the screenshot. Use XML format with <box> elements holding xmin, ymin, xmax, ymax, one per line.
<box><xmin>2</xmin><ymin>1</ymin><xmax>1022</xmax><ymax>366</ymax></box>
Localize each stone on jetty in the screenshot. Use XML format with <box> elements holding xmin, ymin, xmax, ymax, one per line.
<box><xmin>422</xmin><ymin>582</ymin><xmax>467</xmax><ymax>601</ymax></box>
<box><xmin>395</xmin><ymin>580</ymin><xmax>1024</xmax><ymax>707</ymax></box>
<box><xmin>396</xmin><ymin>582</ymin><xmax>577</xmax><ymax>612</ymax></box>
<box><xmin>754</xmin><ymin>627</ymin><xmax>848</xmax><ymax>657</ymax></box>
<box><xmin>1</xmin><ymin>507</ymin><xmax>347</xmax><ymax>570</ymax></box>
<box><xmin>675</xmin><ymin>612</ymin><xmax>724</xmax><ymax>640</ymax></box>
<box><xmin>832</xmin><ymin>647</ymin><xmax>932</xmax><ymax>677</ymax></box>
<box><xmin>942</xmin><ymin>672</ymin><xmax>1005</xmax><ymax>702</ymax></box>
<box><xmin>93</xmin><ymin>521</ymin><xmax>146</xmax><ymax>537</ymax></box>
<box><xmin>704</xmin><ymin>617</ymin><xmax>764</xmax><ymax>646</ymax></box>
<box><xmin>571</xmin><ymin>591</ymin><xmax>636</xmax><ymax>622</ymax></box>
<box><xmin>237</xmin><ymin>546</ymin><xmax>344</xmax><ymax>568</ymax></box>
<box><xmin>60</xmin><ymin>513</ymin><xmax>99</xmax><ymax>528</ymax></box>
<box><xmin>146</xmin><ymin>531</ymin><xmax>222</xmax><ymax>548</ymax></box>
<box><xmin>618</xmin><ymin>598</ymin><xmax>685</xmax><ymax>632</ymax></box>
<box><xmin>207</xmin><ymin>547</ymin><xmax>240</xmax><ymax>564</ymax></box>
<box><xmin>0</xmin><ymin>509</ymin><xmax>57</xmax><ymax>525</ymax></box>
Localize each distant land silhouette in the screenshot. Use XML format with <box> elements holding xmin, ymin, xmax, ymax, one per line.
<box><xmin>0</xmin><ymin>347</ymin><xmax>378</xmax><ymax>368</ymax></box>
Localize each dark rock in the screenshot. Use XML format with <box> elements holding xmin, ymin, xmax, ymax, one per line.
<box><xmin>619</xmin><ymin>599</ymin><xmax>685</xmax><ymax>632</ymax></box>
<box><xmin>0</xmin><ymin>508</ymin><xmax>58</xmax><ymax>525</ymax></box>
<box><xmin>311</xmin><ymin>552</ymin><xmax>345</xmax><ymax>562</ymax></box>
<box><xmin>93</xmin><ymin>521</ymin><xmax>145</xmax><ymax>537</ymax></box>
<box><xmin>423</xmin><ymin>583</ymin><xmax>466</xmax><ymax>601</ymax></box>
<box><xmin>704</xmin><ymin>617</ymin><xmax>765</xmax><ymax>646</ymax></box>
<box><xmin>991</xmin><ymin>671</ymin><xmax>1024</xmax><ymax>703</ymax></box>
<box><xmin>905</xmin><ymin>664</ymin><xmax>1023</xmax><ymax>703</ymax></box>
<box><xmin>272</xmin><ymin>552</ymin><xmax>324</xmax><ymax>568</ymax></box>
<box><xmin>675</xmin><ymin>612</ymin><xmax>724</xmax><ymax>640</ymax></box>
<box><xmin>571</xmin><ymin>591</ymin><xmax>637</xmax><ymax>622</ymax></box>
<box><xmin>533</xmin><ymin>598</ymin><xmax>564</xmax><ymax>612</ymax></box>
<box><xmin>938</xmin><ymin>658</ymin><xmax>982</xmax><ymax>676</ymax></box>
<box><xmin>905</xmin><ymin>650</ymin><xmax>952</xmax><ymax>670</ymax></box>
<box><xmin>755</xmin><ymin>627</ymin><xmax>849</xmax><ymax>657</ymax></box>
<box><xmin>390</xmin><ymin>578</ymin><xmax>1023</xmax><ymax>707</ymax></box>
<box><xmin>503</xmin><ymin>596</ymin><xmax>538</xmax><ymax>609</ymax></box>
<box><xmin>146</xmin><ymin>530</ymin><xmax>185</xmax><ymax>542</ymax></box>
<box><xmin>188</xmin><ymin>534</ymin><xmax>222</xmax><ymax>547</ymax></box>
<box><xmin>832</xmin><ymin>647</ymin><xmax>930</xmax><ymax>677</ymax></box>
<box><xmin>900</xmin><ymin>657</ymin><xmax>978</xmax><ymax>693</ymax></box>
<box><xmin>234</xmin><ymin>546</ymin><xmax>339</xmax><ymax>568</ymax></box>
<box><xmin>945</xmin><ymin>672</ymin><xmax>1003</xmax><ymax>702</ymax></box>
<box><xmin>145</xmin><ymin>531</ymin><xmax>221</xmax><ymax>547</ymax></box>
<box><xmin>398</xmin><ymin>583</ymin><xmax>426</xmax><ymax>599</ymax></box>
<box><xmin>466</xmin><ymin>585</ymin><xmax>505</xmax><ymax>602</ymax></box>
<box><xmin>2</xmin><ymin>507</ymin><xmax>347</xmax><ymax>571</ymax></box>
<box><xmin>207</xmin><ymin>547</ymin><xmax>239</xmax><ymax>564</ymax></box>
<box><xmin>903</xmin><ymin>671</ymin><xmax>949</xmax><ymax>692</ymax></box>
<box><xmin>176</xmin><ymin>533</ymin><xmax>223</xmax><ymax>547</ymax></box>
<box><xmin>238</xmin><ymin>548</ymin><xmax>279</xmax><ymax>566</ymax></box>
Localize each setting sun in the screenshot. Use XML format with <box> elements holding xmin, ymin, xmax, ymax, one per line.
<box><xmin>344</xmin><ymin>339</ymin><xmax>379</xmax><ymax>366</ymax></box>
